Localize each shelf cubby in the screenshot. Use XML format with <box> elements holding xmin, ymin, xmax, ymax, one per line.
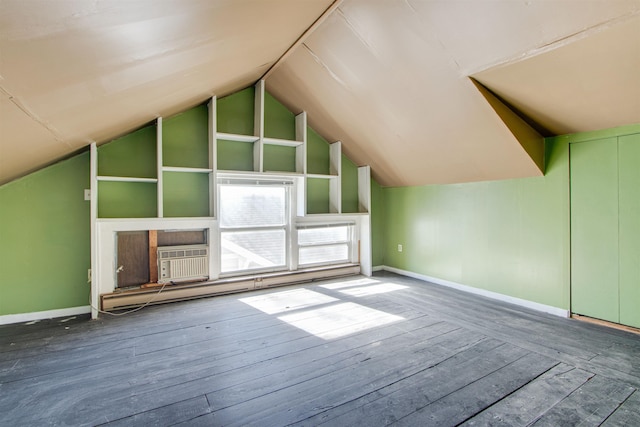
<box><xmin>217</xmin><ymin>137</ymin><xmax>255</xmax><ymax>172</ymax></box>
<box><xmin>97</xmin><ymin>180</ymin><xmax>157</xmax><ymax>218</ymax></box>
<box><xmin>306</xmin><ymin>177</ymin><xmax>331</xmax><ymax>215</ymax></box>
<box><xmin>215</xmin><ymin>86</ymin><xmax>258</xmax><ymax>173</ymax></box>
<box><xmin>304</xmin><ymin>139</ymin><xmax>341</xmax><ymax>215</ymax></box>
<box><xmin>358</xmin><ymin>165</ymin><xmax>371</xmax><ymax>213</ymax></box>
<box><xmin>342</xmin><ymin>155</ymin><xmax>359</xmax><ymax>213</ymax></box>
<box><xmin>264</xmin><ymin>145</ymin><xmax>298</xmax><ymax>174</ymax></box>
<box><xmin>264</xmin><ymin>90</ymin><xmax>296</xmax><ymax>140</ymax></box>
<box><xmin>162</xmin><ymin>105</ymin><xmax>209</xmax><ymax>169</ymax></box>
<box><xmin>217</xmin><ymin>87</ymin><xmax>255</xmax><ymax>135</ymax></box>
<box><xmin>307</xmin><ymin>127</ymin><xmax>330</xmax><ymax>175</ymax></box>
<box><xmin>162</xmin><ymin>171</ymin><xmax>210</xmax><ymax>218</ymax></box>
<box><xmin>97</xmin><ymin>125</ymin><xmax>156</xmax><ymax>179</ymax></box>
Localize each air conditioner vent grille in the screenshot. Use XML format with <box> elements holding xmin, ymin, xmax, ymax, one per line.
<box><xmin>158</xmin><ymin>245</ymin><xmax>209</xmax><ymax>283</ymax></box>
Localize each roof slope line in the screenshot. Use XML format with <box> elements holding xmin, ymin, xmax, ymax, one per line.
<box><xmin>471</xmin><ymin>78</ymin><xmax>545</xmax><ymax>174</ymax></box>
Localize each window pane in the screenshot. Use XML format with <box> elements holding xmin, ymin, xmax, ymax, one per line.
<box><xmin>220</xmin><ymin>185</ymin><xmax>285</xmax><ymax>227</ymax></box>
<box><xmin>299</xmin><ymin>244</ymin><xmax>349</xmax><ymax>266</ymax></box>
<box><xmin>298</xmin><ymin>226</ymin><xmax>349</xmax><ymax>245</ymax></box>
<box><xmin>221</xmin><ymin>230</ymin><xmax>286</xmax><ymax>273</ymax></box>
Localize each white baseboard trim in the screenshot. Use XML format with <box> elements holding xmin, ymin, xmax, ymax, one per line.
<box><xmin>381</xmin><ymin>266</ymin><xmax>570</xmax><ymax>318</ymax></box>
<box><xmin>0</xmin><ymin>305</ymin><xmax>91</xmax><ymax>326</ymax></box>
<box><xmin>371</xmin><ymin>265</ymin><xmax>384</xmax><ymax>272</ymax></box>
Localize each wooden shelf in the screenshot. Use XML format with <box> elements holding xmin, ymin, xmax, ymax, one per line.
<box><xmin>216</xmin><ymin>132</ymin><xmax>259</xmax><ymax>143</ymax></box>
<box><xmin>162</xmin><ymin>166</ymin><xmax>213</xmax><ymax>173</ymax></box>
<box><xmin>263</xmin><ymin>137</ymin><xmax>304</xmax><ymax>147</ymax></box>
<box><xmin>216</xmin><ymin>169</ymin><xmax>259</xmax><ymax>176</ymax></box>
<box><xmin>97</xmin><ymin>176</ymin><xmax>157</xmax><ymax>183</ymax></box>
<box><xmin>217</xmin><ymin>170</ymin><xmax>303</xmax><ymax>180</ymax></box>
<box><xmin>307</xmin><ymin>173</ymin><xmax>339</xmax><ymax>179</ymax></box>
<box><xmin>262</xmin><ymin>171</ymin><xmax>304</xmax><ymax>177</ymax></box>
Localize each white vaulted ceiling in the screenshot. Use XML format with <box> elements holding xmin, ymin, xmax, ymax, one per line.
<box><xmin>1</xmin><ymin>0</ymin><xmax>639</xmax><ymax>186</ymax></box>
<box><xmin>0</xmin><ymin>0</ymin><xmax>333</xmax><ymax>184</ymax></box>
<box><xmin>266</xmin><ymin>0</ymin><xmax>640</xmax><ymax>186</ymax></box>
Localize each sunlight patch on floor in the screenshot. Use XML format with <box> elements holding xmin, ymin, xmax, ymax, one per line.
<box><xmin>277</xmin><ymin>302</ymin><xmax>404</xmax><ymax>340</ymax></box>
<box><xmin>239</xmin><ymin>288</ymin><xmax>337</xmax><ymax>315</ymax></box>
<box><xmin>319</xmin><ymin>278</ymin><xmax>380</xmax><ymax>290</ymax></box>
<box><xmin>338</xmin><ymin>283</ymin><xmax>409</xmax><ymax>297</ymax></box>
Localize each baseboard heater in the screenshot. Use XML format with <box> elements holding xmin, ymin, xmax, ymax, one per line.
<box><xmin>101</xmin><ymin>264</ymin><xmax>360</xmax><ymax>311</ymax></box>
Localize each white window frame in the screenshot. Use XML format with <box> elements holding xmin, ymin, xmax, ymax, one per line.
<box><xmin>296</xmin><ymin>221</ymin><xmax>355</xmax><ymax>268</ymax></box>
<box><xmin>217</xmin><ymin>175</ymin><xmax>295</xmax><ymax>277</ymax></box>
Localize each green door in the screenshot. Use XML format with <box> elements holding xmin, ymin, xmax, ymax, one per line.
<box><xmin>570</xmin><ymin>138</ymin><xmax>619</xmax><ymax>323</ymax></box>
<box><xmin>618</xmin><ymin>134</ymin><xmax>640</xmax><ymax>328</ymax></box>
<box><xmin>571</xmin><ymin>134</ymin><xmax>640</xmax><ymax>328</ymax></box>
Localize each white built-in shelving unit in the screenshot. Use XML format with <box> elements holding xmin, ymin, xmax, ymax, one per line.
<box><xmin>89</xmin><ymin>79</ymin><xmax>372</xmax><ymax>318</ymax></box>
<box><xmin>91</xmin><ymin>79</ymin><xmax>370</xmax><ymax>219</ymax></box>
<box><xmin>209</xmin><ymin>79</ymin><xmax>369</xmax><ymax>216</ymax></box>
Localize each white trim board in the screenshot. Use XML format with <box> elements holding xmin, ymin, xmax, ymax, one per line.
<box><xmin>0</xmin><ymin>305</ymin><xmax>91</xmax><ymax>326</ymax></box>
<box><xmin>381</xmin><ymin>266</ymin><xmax>570</xmax><ymax>318</ymax></box>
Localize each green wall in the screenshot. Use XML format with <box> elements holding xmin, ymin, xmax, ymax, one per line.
<box><xmin>382</xmin><ymin>124</ymin><xmax>640</xmax><ymax>312</ymax></box>
<box><xmin>0</xmin><ymin>153</ymin><xmax>91</xmax><ymax>316</ymax></box>
<box><xmin>382</xmin><ymin>139</ymin><xmax>571</xmax><ymax>309</ymax></box>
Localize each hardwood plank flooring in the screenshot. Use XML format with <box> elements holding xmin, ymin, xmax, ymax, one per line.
<box><xmin>1</xmin><ymin>271</ymin><xmax>638</xmax><ymax>426</ymax></box>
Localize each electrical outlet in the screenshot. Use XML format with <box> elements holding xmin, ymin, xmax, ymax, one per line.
<box><xmin>84</xmin><ymin>189</ymin><xmax>91</xmax><ymax>201</ymax></box>
<box><xmin>397</xmin><ymin>244</ymin><xmax>403</xmax><ymax>252</ymax></box>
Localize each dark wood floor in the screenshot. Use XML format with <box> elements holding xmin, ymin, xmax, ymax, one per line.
<box><xmin>1</xmin><ymin>272</ymin><xmax>639</xmax><ymax>426</ymax></box>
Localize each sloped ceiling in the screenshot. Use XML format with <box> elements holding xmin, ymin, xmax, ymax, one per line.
<box><xmin>0</xmin><ymin>0</ymin><xmax>333</xmax><ymax>185</ymax></box>
<box><xmin>1</xmin><ymin>0</ymin><xmax>639</xmax><ymax>187</ymax></box>
<box><xmin>266</xmin><ymin>0</ymin><xmax>640</xmax><ymax>186</ymax></box>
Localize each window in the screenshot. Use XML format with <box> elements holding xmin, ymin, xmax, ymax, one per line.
<box><xmin>297</xmin><ymin>223</ymin><xmax>353</xmax><ymax>267</ymax></box>
<box><xmin>219</xmin><ymin>181</ymin><xmax>291</xmax><ymax>275</ymax></box>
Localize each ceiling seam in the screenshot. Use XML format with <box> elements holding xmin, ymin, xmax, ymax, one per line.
<box><xmin>335</xmin><ymin>7</ymin><xmax>382</xmax><ymax>62</ymax></box>
<box><xmin>0</xmin><ymin>83</ymin><xmax>68</xmax><ymax>146</ymax></box>
<box><xmin>261</xmin><ymin>0</ymin><xmax>343</xmax><ymax>81</ymax></box>
<box><xmin>403</xmin><ymin>0</ymin><xmax>418</xmax><ymax>15</ymax></box>
<box><xmin>467</xmin><ymin>8</ymin><xmax>640</xmax><ymax>77</ymax></box>
<box><xmin>302</xmin><ymin>44</ymin><xmax>348</xmax><ymax>89</ymax></box>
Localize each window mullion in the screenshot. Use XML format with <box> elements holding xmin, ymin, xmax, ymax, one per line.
<box><xmin>298</xmin><ymin>240</ymin><xmax>350</xmax><ymax>248</ymax></box>
<box><xmin>221</xmin><ymin>225</ymin><xmax>286</xmax><ymax>233</ymax></box>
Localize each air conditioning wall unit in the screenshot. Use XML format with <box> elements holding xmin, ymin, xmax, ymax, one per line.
<box><xmin>158</xmin><ymin>245</ymin><xmax>209</xmax><ymax>284</ymax></box>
